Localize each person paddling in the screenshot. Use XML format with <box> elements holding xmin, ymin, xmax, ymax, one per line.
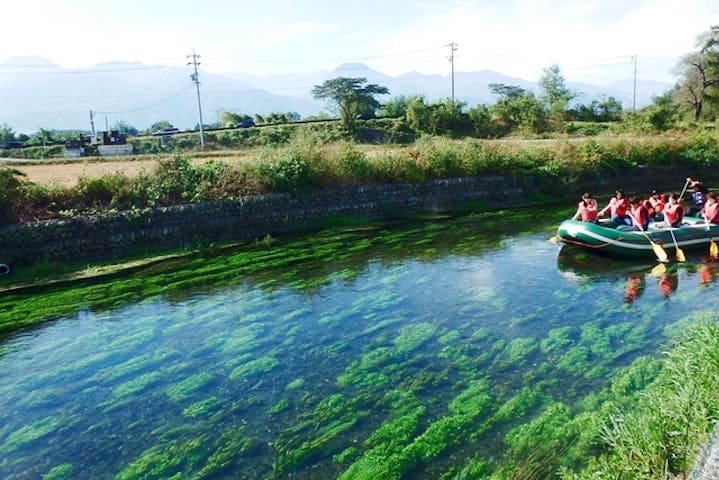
<box><xmin>628</xmin><ymin>196</ymin><xmax>650</xmax><ymax>231</ymax></box>
<box><xmin>702</xmin><ymin>192</ymin><xmax>719</xmax><ymax>223</ymax></box>
<box><xmin>599</xmin><ymin>190</ymin><xmax>631</xmax><ymax>226</ymax></box>
<box><xmin>686</xmin><ymin>177</ymin><xmax>708</xmax><ymax>215</ymax></box>
<box><xmin>647</xmin><ymin>190</ymin><xmax>665</xmax><ymax>220</ymax></box>
<box><xmin>571</xmin><ymin>193</ymin><xmax>599</xmax><ymax>222</ymax></box>
<box><xmin>657</xmin><ymin>193</ymin><xmax>684</xmax><ymax>228</ymax></box>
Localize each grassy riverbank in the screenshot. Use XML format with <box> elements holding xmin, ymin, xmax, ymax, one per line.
<box><xmin>2</xmin><ymin>131</ymin><xmax>719</xmax><ymax>224</ymax></box>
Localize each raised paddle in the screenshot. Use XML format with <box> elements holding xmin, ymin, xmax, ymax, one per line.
<box><xmin>668</xmin><ymin>228</ymin><xmax>686</xmax><ymax>262</ymax></box>
<box><xmin>679</xmin><ymin>178</ymin><xmax>691</xmax><ymax>201</ymax></box>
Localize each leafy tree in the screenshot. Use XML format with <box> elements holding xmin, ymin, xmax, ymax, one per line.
<box><xmin>217</xmin><ymin>110</ymin><xmax>251</xmax><ymax>128</ymax></box>
<box><xmin>148</xmin><ymin>120</ymin><xmax>173</xmax><ymax>133</ymax></box>
<box><xmin>636</xmin><ymin>90</ymin><xmax>685</xmax><ymax>131</ymax></box>
<box><xmin>312</xmin><ymin>77</ymin><xmax>389</xmax><ymax>129</ymax></box>
<box><xmin>378</xmin><ymin>95</ymin><xmax>418</xmax><ymax>118</ymax></box>
<box><xmin>0</xmin><ymin>123</ymin><xmax>17</xmax><ymax>143</ymax></box>
<box><xmin>111</xmin><ymin>120</ymin><xmax>138</xmax><ymax>136</ymax></box>
<box><xmin>406</xmin><ymin>97</ymin><xmax>472</xmax><ymax>137</ymax></box>
<box><xmin>489</xmin><ymin>83</ymin><xmax>546</xmax><ymax>134</ymax></box>
<box><xmin>675</xmin><ymin>26</ymin><xmax>719</xmax><ymax>121</ymax></box>
<box><xmin>538</xmin><ymin>64</ymin><xmax>574</xmax><ymax>127</ymax></box>
<box><xmin>568</xmin><ymin>96</ymin><xmax>624</xmax><ymax>122</ymax></box>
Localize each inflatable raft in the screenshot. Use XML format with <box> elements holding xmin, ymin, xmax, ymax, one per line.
<box><xmin>557</xmin><ymin>217</ymin><xmax>719</xmax><ymax>259</ymax></box>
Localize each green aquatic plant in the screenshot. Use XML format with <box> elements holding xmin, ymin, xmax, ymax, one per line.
<box><xmin>166</xmin><ymin>372</ymin><xmax>214</xmax><ymax>402</ymax></box>
<box><xmin>499</xmin><ymin>337</ymin><xmax>538</xmax><ymax>367</ymax></box>
<box><xmin>0</xmin><ymin>416</ymin><xmax>60</xmax><ymax>453</ymax></box>
<box><xmin>540</xmin><ymin>326</ymin><xmax>573</xmax><ymax>354</ymax></box>
<box><xmin>229</xmin><ymin>356</ymin><xmax>279</xmax><ymax>381</ymax></box>
<box><xmin>42</xmin><ymin>463</ymin><xmax>73</xmax><ymax>480</ymax></box>
<box><xmin>112</xmin><ymin>370</ymin><xmax>164</xmax><ymax>399</ymax></box>
<box><xmin>393</xmin><ymin>322</ymin><xmax>438</xmax><ymax>354</ymax></box>
<box><xmin>183</xmin><ymin>397</ymin><xmax>221</xmax><ymax>418</ymax></box>
<box><xmin>270</xmin><ymin>398</ymin><xmax>289</xmax><ymax>414</ymax></box>
<box><xmin>285</xmin><ymin>378</ymin><xmax>306</xmax><ymax>390</ymax></box>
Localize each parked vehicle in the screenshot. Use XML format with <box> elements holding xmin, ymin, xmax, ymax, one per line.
<box><xmin>152</xmin><ymin>127</ymin><xmax>180</xmax><ymax>136</ymax></box>
<box><xmin>234</xmin><ymin>119</ymin><xmax>255</xmax><ymax>128</ymax></box>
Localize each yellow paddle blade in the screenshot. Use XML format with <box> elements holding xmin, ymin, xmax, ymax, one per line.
<box><xmin>676</xmin><ymin>247</ymin><xmax>686</xmax><ymax>263</ymax></box>
<box><xmin>651</xmin><ymin>242</ymin><xmax>669</xmax><ymax>263</ymax></box>
<box><xmin>548</xmin><ymin>235</ymin><xmax>560</xmax><ymax>244</ymax></box>
<box><xmin>650</xmin><ymin>263</ymin><xmax>667</xmax><ymax>277</ymax></box>
<box><xmin>711</xmin><ymin>240</ymin><xmax>718</xmax><ymax>259</ymax></box>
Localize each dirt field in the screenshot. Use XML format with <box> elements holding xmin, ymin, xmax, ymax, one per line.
<box><xmin>2</xmin><ymin>153</ymin><xmax>253</xmax><ymax>188</ymax></box>
<box><xmin>12</xmin><ymin>160</ymin><xmax>158</xmax><ymax>187</ymax></box>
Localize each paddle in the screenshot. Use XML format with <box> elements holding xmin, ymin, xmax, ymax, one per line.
<box><xmin>668</xmin><ymin>228</ymin><xmax>686</xmax><ymax>262</ymax></box>
<box><xmin>630</xmin><ymin>210</ymin><xmax>668</xmax><ymax>262</ymax></box>
<box><xmin>703</xmin><ymin>213</ymin><xmax>718</xmax><ymax>260</ymax></box>
<box><xmin>679</xmin><ymin>178</ymin><xmax>690</xmax><ymax>201</ymax></box>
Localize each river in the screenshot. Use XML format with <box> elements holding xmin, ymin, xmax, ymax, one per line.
<box><xmin>0</xmin><ymin>207</ymin><xmax>717</xmax><ymax>479</ymax></box>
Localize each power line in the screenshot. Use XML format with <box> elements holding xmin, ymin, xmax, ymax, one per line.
<box><xmin>91</xmin><ymin>85</ymin><xmax>194</xmax><ymax>115</ymax></box>
<box><xmin>0</xmin><ymin>65</ymin><xmax>168</xmax><ymax>76</ymax></box>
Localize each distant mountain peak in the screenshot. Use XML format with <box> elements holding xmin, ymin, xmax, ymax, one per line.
<box><xmin>333</xmin><ymin>62</ymin><xmax>372</xmax><ymax>73</ymax></box>
<box><xmin>2</xmin><ymin>55</ymin><xmax>58</xmax><ymax>67</ymax></box>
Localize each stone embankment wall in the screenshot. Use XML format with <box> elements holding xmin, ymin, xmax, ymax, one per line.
<box><xmin>0</xmin><ymin>176</ymin><xmax>530</xmax><ymax>267</ymax></box>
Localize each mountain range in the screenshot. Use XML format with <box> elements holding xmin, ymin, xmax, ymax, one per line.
<box><xmin>0</xmin><ymin>56</ymin><xmax>672</xmax><ymax>134</ymax></box>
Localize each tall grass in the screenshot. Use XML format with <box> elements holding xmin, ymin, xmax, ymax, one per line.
<box><xmin>563</xmin><ymin>313</ymin><xmax>719</xmax><ymax>480</ymax></box>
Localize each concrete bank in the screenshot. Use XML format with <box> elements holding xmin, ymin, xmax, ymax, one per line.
<box><xmin>0</xmin><ymin>176</ymin><xmax>531</xmax><ymax>268</ymax></box>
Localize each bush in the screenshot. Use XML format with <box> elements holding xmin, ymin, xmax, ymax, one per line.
<box><xmin>0</xmin><ymin>168</ymin><xmax>25</xmax><ymax>223</ymax></box>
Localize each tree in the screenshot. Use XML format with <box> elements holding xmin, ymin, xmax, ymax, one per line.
<box><xmin>379</xmin><ymin>95</ymin><xmax>418</xmax><ymax>118</ymax></box>
<box><xmin>0</xmin><ymin>123</ymin><xmax>17</xmax><ymax>143</ymax></box>
<box><xmin>217</xmin><ymin>110</ymin><xmax>251</xmax><ymax>128</ymax></box>
<box><xmin>489</xmin><ymin>83</ymin><xmax>546</xmax><ymax>134</ymax></box>
<box><xmin>312</xmin><ymin>77</ymin><xmax>389</xmax><ymax>129</ymax></box>
<box><xmin>538</xmin><ymin>64</ymin><xmax>575</xmax><ymax>127</ymax></box>
<box><xmin>405</xmin><ymin>97</ymin><xmax>472</xmax><ymax>137</ymax></box>
<box><xmin>675</xmin><ymin>26</ymin><xmax>719</xmax><ymax>121</ymax></box>
<box><xmin>111</xmin><ymin>120</ymin><xmax>138</xmax><ymax>136</ymax></box>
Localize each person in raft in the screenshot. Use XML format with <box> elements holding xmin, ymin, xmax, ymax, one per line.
<box><xmin>598</xmin><ymin>190</ymin><xmax>631</xmax><ymax>226</ymax></box>
<box><xmin>702</xmin><ymin>192</ymin><xmax>719</xmax><ymax>224</ymax></box>
<box><xmin>571</xmin><ymin>193</ymin><xmax>599</xmax><ymax>222</ymax></box>
<box><xmin>628</xmin><ymin>196</ymin><xmax>651</xmax><ymax>231</ymax></box>
<box><xmin>656</xmin><ymin>193</ymin><xmax>684</xmax><ymax>228</ymax></box>
<box><xmin>686</xmin><ymin>177</ymin><xmax>708</xmax><ymax>215</ymax></box>
<box><xmin>646</xmin><ymin>190</ymin><xmax>665</xmax><ymax>220</ymax></box>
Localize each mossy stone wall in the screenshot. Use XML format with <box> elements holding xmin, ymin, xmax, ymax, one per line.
<box><xmin>0</xmin><ymin>176</ymin><xmax>529</xmax><ymax>266</ymax></box>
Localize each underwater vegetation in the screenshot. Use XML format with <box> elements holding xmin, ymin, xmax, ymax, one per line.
<box><xmin>0</xmin><ymin>206</ymin><xmax>718</xmax><ymax>479</ymax></box>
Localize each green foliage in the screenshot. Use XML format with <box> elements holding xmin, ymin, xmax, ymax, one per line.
<box><xmin>679</xmin><ymin>131</ymin><xmax>719</xmax><ymax>166</ymax></box>
<box><xmin>312</xmin><ymin>77</ymin><xmax>390</xmax><ymax>129</ymax></box>
<box><xmin>0</xmin><ymin>167</ymin><xmax>25</xmax><ymax>222</ymax></box>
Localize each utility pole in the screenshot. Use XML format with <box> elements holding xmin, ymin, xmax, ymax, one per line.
<box><xmin>89</xmin><ymin>110</ymin><xmax>97</xmax><ymax>144</ymax></box>
<box><xmin>187</xmin><ymin>49</ymin><xmax>205</xmax><ymax>147</ymax></box>
<box><xmin>631</xmin><ymin>55</ymin><xmax>637</xmax><ymax>111</ymax></box>
<box><xmin>447</xmin><ymin>42</ymin><xmax>458</xmax><ymax>102</ymax></box>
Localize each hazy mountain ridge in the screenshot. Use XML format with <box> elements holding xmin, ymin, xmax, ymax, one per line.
<box><xmin>1</xmin><ymin>57</ymin><xmax>671</xmax><ymax>133</ymax></box>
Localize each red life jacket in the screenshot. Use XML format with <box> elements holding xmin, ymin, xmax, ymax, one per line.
<box><xmin>630</xmin><ymin>204</ymin><xmax>650</xmax><ymax>227</ymax></box>
<box><xmin>610</xmin><ymin>197</ymin><xmax>629</xmax><ymax>216</ymax></box>
<box><xmin>664</xmin><ymin>203</ymin><xmax>684</xmax><ymax>226</ymax></box>
<box><xmin>704</xmin><ymin>202</ymin><xmax>719</xmax><ymax>223</ymax></box>
<box><xmin>578</xmin><ymin>199</ymin><xmax>598</xmax><ymax>221</ymax></box>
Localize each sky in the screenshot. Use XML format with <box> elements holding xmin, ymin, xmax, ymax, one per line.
<box><xmin>1</xmin><ymin>0</ymin><xmax>718</xmax><ymax>84</ymax></box>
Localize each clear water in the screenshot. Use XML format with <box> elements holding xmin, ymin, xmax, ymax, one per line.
<box><xmin>1</xmin><ymin>208</ymin><xmax>717</xmax><ymax>479</ymax></box>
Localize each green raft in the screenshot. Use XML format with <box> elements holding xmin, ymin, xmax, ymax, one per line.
<box><xmin>557</xmin><ymin>217</ymin><xmax>719</xmax><ymax>259</ymax></box>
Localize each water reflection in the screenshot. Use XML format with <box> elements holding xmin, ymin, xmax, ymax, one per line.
<box><xmin>557</xmin><ymin>244</ymin><xmax>719</xmax><ymax>301</ymax></box>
